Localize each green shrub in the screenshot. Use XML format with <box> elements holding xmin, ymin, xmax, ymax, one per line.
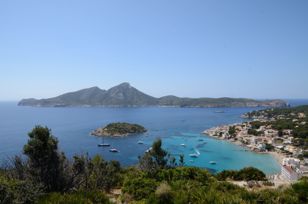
<box><xmin>291</xmin><ymin>177</ymin><xmax>308</xmax><ymax>203</ymax></box>
<box><xmin>156</xmin><ymin>167</ymin><xmax>213</xmax><ymax>184</ymax></box>
<box><xmin>0</xmin><ymin>175</ymin><xmax>42</xmax><ymax>203</ymax></box>
<box><xmin>216</xmin><ymin>167</ymin><xmax>266</xmax><ymax>181</ymax></box>
<box><xmin>248</xmin><ymin>128</ymin><xmax>263</xmax><ymax>136</ymax></box>
<box><xmin>0</xmin><ymin>183</ymin><xmax>13</xmax><ymax>204</ymax></box>
<box><xmin>154</xmin><ymin>182</ymin><xmax>173</xmax><ymax>203</ymax></box>
<box><xmin>216</xmin><ymin>170</ymin><xmax>237</xmax><ymax>181</ymax></box>
<box><xmin>228</xmin><ymin>126</ymin><xmax>237</xmax><ymax>136</ymax></box>
<box><xmin>38</xmin><ymin>191</ymin><xmax>110</xmax><ymax>204</ymax></box>
<box><xmin>123</xmin><ymin>176</ymin><xmax>158</xmax><ymax>200</ymax></box>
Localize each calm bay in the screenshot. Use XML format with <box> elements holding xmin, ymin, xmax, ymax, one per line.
<box><xmin>0</xmin><ymin>102</ymin><xmax>291</xmax><ymax>174</ymax></box>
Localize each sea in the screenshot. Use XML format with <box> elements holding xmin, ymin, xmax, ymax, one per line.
<box><xmin>0</xmin><ymin>99</ymin><xmax>307</xmax><ymax>174</ymax></box>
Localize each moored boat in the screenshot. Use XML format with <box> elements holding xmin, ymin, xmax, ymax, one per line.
<box><xmin>189</xmin><ymin>153</ymin><xmax>199</xmax><ymax>158</ymax></box>
<box><xmin>98</xmin><ymin>143</ymin><xmax>111</xmax><ymax>147</ymax></box>
<box><xmin>189</xmin><ymin>149</ymin><xmax>200</xmax><ymax>158</ymax></box>
<box><xmin>109</xmin><ymin>148</ymin><xmax>119</xmax><ymax>153</ymax></box>
<box><xmin>98</xmin><ymin>137</ymin><xmax>110</xmax><ymax>147</ymax></box>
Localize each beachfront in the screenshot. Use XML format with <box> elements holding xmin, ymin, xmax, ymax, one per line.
<box><xmin>203</xmin><ymin>114</ymin><xmax>308</xmax><ymax>184</ymax></box>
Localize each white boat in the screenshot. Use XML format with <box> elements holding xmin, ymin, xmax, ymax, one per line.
<box><xmin>180</xmin><ymin>143</ymin><xmax>186</xmax><ymax>147</ymax></box>
<box><xmin>137</xmin><ymin>141</ymin><xmax>144</xmax><ymax>144</ymax></box>
<box><xmin>189</xmin><ymin>149</ymin><xmax>200</xmax><ymax>158</ymax></box>
<box><xmin>195</xmin><ymin>149</ymin><xmax>200</xmax><ymax>155</ymax></box>
<box><xmin>189</xmin><ymin>153</ymin><xmax>199</xmax><ymax>158</ymax></box>
<box><xmin>209</xmin><ymin>161</ymin><xmax>216</xmax><ymax>165</ymax></box>
<box><xmin>109</xmin><ymin>148</ymin><xmax>119</xmax><ymax>153</ymax></box>
<box><xmin>145</xmin><ymin>147</ymin><xmax>152</xmax><ymax>153</ymax></box>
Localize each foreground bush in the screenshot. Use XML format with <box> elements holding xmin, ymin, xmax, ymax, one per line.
<box><xmin>0</xmin><ymin>174</ymin><xmax>42</xmax><ymax>204</ymax></box>
<box><xmin>23</xmin><ymin>126</ymin><xmax>69</xmax><ymax>192</ymax></box>
<box><xmin>123</xmin><ymin>175</ymin><xmax>158</xmax><ymax>200</ymax></box>
<box><xmin>216</xmin><ymin>167</ymin><xmax>267</xmax><ymax>181</ymax></box>
<box><xmin>38</xmin><ymin>191</ymin><xmax>111</xmax><ymax>204</ymax></box>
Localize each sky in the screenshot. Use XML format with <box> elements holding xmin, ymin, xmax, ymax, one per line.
<box><xmin>0</xmin><ymin>0</ymin><xmax>308</xmax><ymax>101</ymax></box>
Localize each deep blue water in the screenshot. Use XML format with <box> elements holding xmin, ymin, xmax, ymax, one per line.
<box><xmin>0</xmin><ymin>100</ymin><xmax>307</xmax><ymax>174</ymax></box>
<box><xmin>286</xmin><ymin>99</ymin><xmax>308</xmax><ymax>107</ymax></box>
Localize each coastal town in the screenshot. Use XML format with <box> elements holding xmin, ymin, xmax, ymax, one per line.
<box><xmin>203</xmin><ymin>106</ymin><xmax>308</xmax><ymax>184</ymax></box>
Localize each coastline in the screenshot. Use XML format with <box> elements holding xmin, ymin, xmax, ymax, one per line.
<box><xmin>202</xmin><ymin>127</ymin><xmax>284</xmax><ymax>167</ymax></box>
<box><xmin>268</xmin><ymin>151</ymin><xmax>284</xmax><ymax>164</ymax></box>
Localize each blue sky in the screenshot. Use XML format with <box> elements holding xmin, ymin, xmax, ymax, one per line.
<box><xmin>0</xmin><ymin>0</ymin><xmax>307</xmax><ymax>100</ymax></box>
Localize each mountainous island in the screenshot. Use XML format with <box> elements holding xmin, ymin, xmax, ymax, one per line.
<box><xmin>18</xmin><ymin>82</ymin><xmax>287</xmax><ymax>108</ymax></box>
<box><xmin>91</xmin><ymin>122</ymin><xmax>147</xmax><ymax>137</ymax></box>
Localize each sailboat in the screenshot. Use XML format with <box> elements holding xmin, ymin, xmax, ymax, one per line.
<box><xmin>98</xmin><ymin>137</ymin><xmax>110</xmax><ymax>147</ymax></box>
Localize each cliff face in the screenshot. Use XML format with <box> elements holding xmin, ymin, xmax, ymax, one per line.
<box><xmin>18</xmin><ymin>83</ymin><xmax>287</xmax><ymax>108</ymax></box>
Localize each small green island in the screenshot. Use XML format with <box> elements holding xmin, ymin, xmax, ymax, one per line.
<box><xmin>91</xmin><ymin>122</ymin><xmax>147</xmax><ymax>136</ymax></box>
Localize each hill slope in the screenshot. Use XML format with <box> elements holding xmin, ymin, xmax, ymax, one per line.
<box><xmin>18</xmin><ymin>83</ymin><xmax>287</xmax><ymax>108</ymax></box>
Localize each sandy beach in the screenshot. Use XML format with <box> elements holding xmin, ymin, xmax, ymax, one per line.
<box><xmin>268</xmin><ymin>151</ymin><xmax>284</xmax><ymax>164</ymax></box>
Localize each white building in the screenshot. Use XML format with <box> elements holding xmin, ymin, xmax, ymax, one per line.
<box><xmin>256</xmin><ymin>143</ymin><xmax>266</xmax><ymax>152</ymax></box>
<box><xmin>282</xmin><ymin>158</ymin><xmax>300</xmax><ymax>168</ymax></box>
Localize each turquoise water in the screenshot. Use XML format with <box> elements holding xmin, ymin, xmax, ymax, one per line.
<box><xmin>0</xmin><ymin>102</ymin><xmax>283</xmax><ymax>174</ymax></box>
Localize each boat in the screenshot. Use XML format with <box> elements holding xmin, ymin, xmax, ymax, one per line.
<box><xmin>98</xmin><ymin>137</ymin><xmax>110</xmax><ymax>147</ymax></box>
<box><xmin>180</xmin><ymin>143</ymin><xmax>186</xmax><ymax>147</ymax></box>
<box><xmin>198</xmin><ymin>139</ymin><xmax>204</xmax><ymax>142</ymax></box>
<box><xmin>214</xmin><ymin>110</ymin><xmax>225</xmax><ymax>113</ymax></box>
<box><xmin>145</xmin><ymin>147</ymin><xmax>152</xmax><ymax>153</ymax></box>
<box><xmin>109</xmin><ymin>148</ymin><xmax>119</xmax><ymax>153</ymax></box>
<box><xmin>189</xmin><ymin>149</ymin><xmax>200</xmax><ymax>158</ymax></box>
<box><xmin>137</xmin><ymin>140</ymin><xmax>144</xmax><ymax>144</ymax></box>
<box><xmin>98</xmin><ymin>143</ymin><xmax>110</xmax><ymax>147</ymax></box>
<box><xmin>209</xmin><ymin>161</ymin><xmax>217</xmax><ymax>165</ymax></box>
<box><xmin>195</xmin><ymin>149</ymin><xmax>200</xmax><ymax>155</ymax></box>
<box><xmin>189</xmin><ymin>153</ymin><xmax>199</xmax><ymax>158</ymax></box>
